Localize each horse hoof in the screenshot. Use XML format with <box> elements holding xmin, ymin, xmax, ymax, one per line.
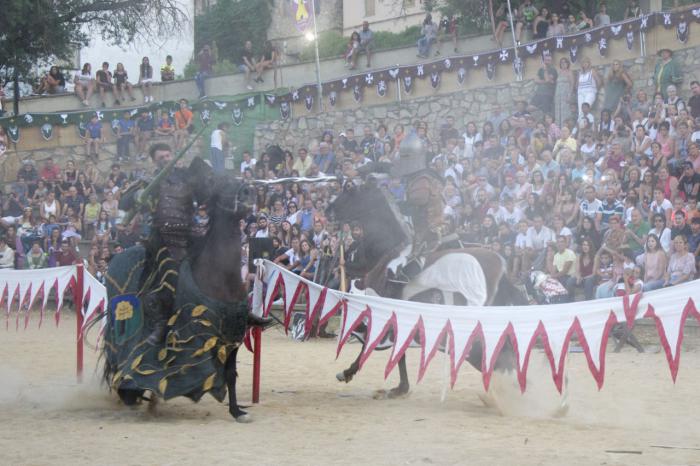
<box><xmin>372</xmin><ymin>389</ymin><xmax>387</xmax><ymax>400</ymax></box>
<box><xmin>235</xmin><ymin>414</ymin><xmax>253</xmax><ymax>424</ymax></box>
<box><xmin>387</xmin><ymin>387</ymin><xmax>409</xmax><ymax>399</ymax></box>
<box><xmin>336</xmin><ymin>372</ymin><xmax>346</xmax><ymax>382</ymax></box>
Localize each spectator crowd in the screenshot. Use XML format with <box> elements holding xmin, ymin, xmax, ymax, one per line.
<box><xmin>234</xmin><ymin>46</ymin><xmax>700</xmax><ymax>305</ymax></box>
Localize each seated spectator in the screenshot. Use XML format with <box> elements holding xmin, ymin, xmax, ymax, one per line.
<box><xmin>74</xmin><ymin>63</ymin><xmax>94</xmax><ymax>106</ymax></box>
<box><xmin>0</xmin><ymin>237</ymin><xmax>15</xmax><ymax>269</ymax></box>
<box><xmin>155</xmin><ymin>110</ymin><xmax>176</xmax><ymax>140</ymax></box>
<box><xmin>549</xmin><ymin>235</ymin><xmax>577</xmax><ymax>301</ymax></box>
<box><xmin>113</xmin><ymin>62</ymin><xmax>136</xmax><ymax>104</ymax></box>
<box><xmin>514</xmin><ymin>0</ymin><xmax>538</xmax><ymax>45</ymax></box>
<box><xmin>594</xmin><ymin>248</ymin><xmax>618</xmax><ymax>299</ymax></box>
<box><xmin>255</xmin><ymin>41</ymin><xmax>278</xmax><ymax>86</ymax></box>
<box><xmin>160</xmin><ymin>55</ymin><xmax>175</xmax><ymax>82</ymax></box>
<box><xmin>344</xmin><ymin>32</ymin><xmax>361</xmax><ymax>69</ymax></box>
<box><xmin>25</xmin><ymin>241</ymin><xmax>47</xmax><ymax>269</ymax></box>
<box><xmin>138</xmin><ymin>56</ymin><xmax>154</xmax><ymax>103</ymax></box>
<box><xmin>353</xmin><ymin>21</ymin><xmax>374</xmax><ymax>68</ymax></box>
<box><xmin>665</xmin><ymin>235</ymin><xmax>696</xmax><ymax>286</ymax></box>
<box><xmin>238</xmin><ymin>41</ymin><xmax>256</xmax><ymax>91</ymax></box>
<box><xmin>56</xmin><ymin>241</ymin><xmax>79</xmax><ymax>266</ymax></box>
<box><xmin>95</xmin><ymin>61</ymin><xmax>115</xmax><ymax>108</ymax></box>
<box><xmin>36</xmin><ymin>66</ymin><xmax>66</xmax><ymax>95</ymax></box>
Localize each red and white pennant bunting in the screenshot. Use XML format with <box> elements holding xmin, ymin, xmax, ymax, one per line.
<box><xmin>257</xmin><ymin>260</ymin><xmax>700</xmax><ymax>392</ymax></box>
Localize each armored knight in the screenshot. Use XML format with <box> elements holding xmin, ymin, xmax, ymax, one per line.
<box><xmin>355</xmin><ymin>129</ymin><xmax>446</xmax><ymax>280</ymax></box>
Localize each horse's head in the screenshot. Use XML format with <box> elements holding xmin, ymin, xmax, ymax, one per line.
<box><xmin>209</xmin><ymin>175</ymin><xmax>254</xmax><ymax>224</ymax></box>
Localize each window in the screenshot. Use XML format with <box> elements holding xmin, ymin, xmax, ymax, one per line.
<box><xmin>365</xmin><ymin>0</ymin><xmax>375</xmax><ymax>16</ymax></box>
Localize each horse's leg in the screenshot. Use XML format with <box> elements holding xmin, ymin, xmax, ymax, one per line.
<box><xmin>336</xmin><ymin>341</ymin><xmax>365</xmax><ymax>383</ymax></box>
<box><xmin>226</xmin><ymin>347</ymin><xmax>252</xmax><ymax>423</ymax></box>
<box><xmin>387</xmin><ymin>354</ymin><xmax>410</xmax><ymax>398</ymax></box>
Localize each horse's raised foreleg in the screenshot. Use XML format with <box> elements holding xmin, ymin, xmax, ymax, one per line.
<box><xmin>387</xmin><ymin>354</ymin><xmax>410</xmax><ymax>398</ymax></box>
<box><xmin>225</xmin><ymin>347</ymin><xmax>252</xmax><ymax>423</ymax></box>
<box><xmin>336</xmin><ymin>340</ymin><xmax>365</xmax><ymax>383</ymax></box>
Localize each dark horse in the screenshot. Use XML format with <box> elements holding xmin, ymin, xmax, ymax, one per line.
<box><xmin>327</xmin><ymin>182</ymin><xmax>528</xmax><ymax>397</ymax></box>
<box><xmin>102</xmin><ymin>176</ymin><xmax>257</xmax><ymax>422</ymax></box>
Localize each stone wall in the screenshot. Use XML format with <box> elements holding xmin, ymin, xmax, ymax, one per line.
<box><xmin>254</xmin><ymin>45</ymin><xmax>700</xmax><ymax>154</ymax></box>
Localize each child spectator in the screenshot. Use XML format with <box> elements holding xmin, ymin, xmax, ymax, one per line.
<box><xmin>138</xmin><ymin>56</ymin><xmax>154</xmax><ymax>103</ymax></box>
<box><xmin>160</xmin><ymin>55</ymin><xmax>175</xmax><ymax>82</ymax></box>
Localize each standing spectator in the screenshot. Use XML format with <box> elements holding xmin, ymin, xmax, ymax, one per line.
<box><xmin>113</xmin><ymin>62</ymin><xmax>136</xmax><ymax>104</ymax></box>
<box><xmin>210</xmin><ymin>122</ymin><xmax>229</xmax><ymax>174</ymax></box>
<box><xmin>577</xmin><ymin>57</ymin><xmax>602</xmax><ymax>117</ymax></box>
<box><xmin>593</xmin><ymin>3</ymin><xmax>610</xmax><ymax>27</ymax></box>
<box><xmin>603</xmin><ymin>60</ymin><xmax>633</xmax><ymax>113</ymax></box>
<box><xmin>95</xmin><ymin>62</ymin><xmax>115</xmax><ymax>108</ymax></box>
<box><xmin>116</xmin><ymin>111</ymin><xmax>136</xmax><ymax>162</ymax></box>
<box><xmin>84</xmin><ymin>114</ymin><xmax>103</xmax><ymax>159</ymax></box>
<box><xmin>238</xmin><ymin>41</ymin><xmax>256</xmax><ymax>91</ymax></box>
<box><xmin>135</xmin><ymin>110</ymin><xmax>155</xmax><ymax>159</ymax></box>
<box><xmin>195</xmin><ymin>45</ymin><xmax>215</xmax><ymax>98</ymax></box>
<box><xmin>417</xmin><ymin>14</ymin><xmax>438</xmax><ymax>58</ymax></box>
<box><xmin>138</xmin><ymin>56</ymin><xmax>154</xmax><ymax>103</ymax></box>
<box><xmin>161</xmin><ymin>55</ymin><xmax>175</xmax><ymax>82</ymax></box>
<box><xmin>174</xmin><ymin>99</ymin><xmax>193</xmax><ymax>150</ymax></box>
<box><xmin>654</xmin><ymin>49</ymin><xmax>683</xmax><ymax>100</ymax></box>
<box><xmin>688</xmin><ymin>81</ymin><xmax>700</xmax><ymax>120</ymax></box>
<box><xmin>74</xmin><ymin>63</ymin><xmax>94</xmax><ymax>107</ymax></box>
<box><xmin>530</xmin><ymin>54</ymin><xmax>557</xmax><ymax>116</ymax></box>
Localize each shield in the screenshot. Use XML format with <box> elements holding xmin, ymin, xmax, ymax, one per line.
<box><xmin>430</xmin><ymin>72</ymin><xmax>440</xmax><ymax>89</ymax></box>
<box><xmin>304</xmin><ymin>95</ymin><xmax>314</xmax><ymax>111</ymax></box>
<box><xmin>626</xmin><ymin>31</ymin><xmax>635</xmax><ymax>50</ymax></box>
<box><xmin>7</xmin><ymin>125</ymin><xmax>19</xmax><ymax>143</ymax></box>
<box><xmin>109</xmin><ymin>295</ymin><xmax>144</xmax><ymax>346</ymax></box>
<box><xmin>377</xmin><ymin>80</ymin><xmax>387</xmax><ymax>97</ymax></box>
<box><xmin>403</xmin><ymin>76</ymin><xmax>413</xmax><ymax>94</ymax></box>
<box><xmin>111</xmin><ymin>119</ymin><xmax>120</xmax><ymax>137</ymax></box>
<box><xmin>200</xmin><ymin>109</ymin><xmax>211</xmax><ymax>124</ymax></box>
<box><xmin>486</xmin><ymin>62</ymin><xmax>496</xmax><ymax>81</ymax></box>
<box><xmin>353</xmin><ymin>85</ymin><xmax>362</xmax><ymax>103</ymax></box>
<box><xmin>280</xmin><ymin>102</ymin><xmax>291</xmax><ymax>119</ymax></box>
<box><xmin>232</xmin><ymin>107</ymin><xmax>243</xmax><ymax>126</ymax></box>
<box><xmin>41</xmin><ymin>123</ymin><xmax>53</xmax><ymax>141</ymax></box>
<box><xmin>677</xmin><ymin>21</ymin><xmax>689</xmax><ymax>43</ymax></box>
<box><xmin>457</xmin><ymin>67</ymin><xmax>466</xmax><ymax>85</ymax></box>
<box><xmin>329</xmin><ymin>91</ymin><xmax>338</xmax><ymax>107</ymax></box>
<box><xmin>513</xmin><ymin>57</ymin><xmax>524</xmax><ymax>81</ymax></box>
<box><xmin>570</xmin><ymin>45</ymin><xmax>579</xmax><ymax>63</ymax></box>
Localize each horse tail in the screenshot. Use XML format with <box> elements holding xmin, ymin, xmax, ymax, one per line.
<box><xmin>492</xmin><ymin>274</ymin><xmax>529</xmax><ymax>306</ymax></box>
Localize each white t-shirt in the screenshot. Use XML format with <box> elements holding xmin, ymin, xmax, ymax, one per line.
<box><xmin>241</xmin><ymin>158</ymin><xmax>257</xmax><ymax>174</ymax></box>
<box><xmin>210</xmin><ymin>129</ymin><xmax>224</xmax><ymax>150</ymax></box>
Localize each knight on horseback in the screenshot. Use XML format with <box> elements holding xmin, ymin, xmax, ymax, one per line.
<box><xmin>349</xmin><ymin>128</ymin><xmax>447</xmax><ymax>282</ymax></box>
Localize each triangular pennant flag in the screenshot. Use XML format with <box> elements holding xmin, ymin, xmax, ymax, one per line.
<box><xmin>574</xmin><ymin>310</ymin><xmax>616</xmax><ymax>389</ymax></box>
<box><xmin>282</xmin><ymin>273</ymin><xmax>302</xmax><ymax>319</ymax></box>
<box><xmin>319</xmin><ymin>290</ymin><xmax>342</xmax><ymax>325</ymax></box>
<box><xmin>479</xmin><ymin>319</ymin><xmax>510</xmax><ymax>389</ymax></box>
<box><xmin>280</xmin><ymin>102</ymin><xmax>291</xmax><ymax>120</ymax></box>
<box><xmin>337</xmin><ymin>300</ymin><xmax>368</xmax><ymax>356</ymax></box>
<box><xmin>677</xmin><ymin>20</ymin><xmax>689</xmax><ymax>43</ymax></box>
<box><xmin>386</xmin><ymin>312</ymin><xmax>421</xmax><ymax>378</ymax></box>
<box><xmin>7</xmin><ymin>125</ymin><xmax>19</xmax><ymax>143</ymax></box>
<box><xmin>360</xmin><ymin>309</ymin><xmax>392</xmax><ymax>368</ymax></box>
<box><xmin>417</xmin><ymin>314</ymin><xmax>449</xmax><ymax>381</ymax></box>
<box><xmin>626</xmin><ymin>30</ymin><xmax>635</xmax><ymax>50</ymax></box>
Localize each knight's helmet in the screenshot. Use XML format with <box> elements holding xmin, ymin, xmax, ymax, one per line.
<box><xmin>392</xmin><ymin>129</ymin><xmax>430</xmax><ymax>179</ymax></box>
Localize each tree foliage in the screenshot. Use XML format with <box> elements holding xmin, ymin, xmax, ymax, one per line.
<box><xmin>0</xmin><ymin>0</ymin><xmax>187</xmax><ymax>77</ymax></box>
<box><xmin>194</xmin><ymin>0</ymin><xmax>273</xmax><ymax>65</ymax></box>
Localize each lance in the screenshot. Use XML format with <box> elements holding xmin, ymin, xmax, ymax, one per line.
<box><xmin>122</xmin><ymin>123</ymin><xmax>208</xmax><ymax>226</ymax></box>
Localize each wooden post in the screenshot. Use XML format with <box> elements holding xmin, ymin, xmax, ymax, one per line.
<box><xmin>74</xmin><ymin>264</ymin><xmax>84</xmax><ymax>383</ymax></box>
<box><xmin>252</xmin><ymin>326</ymin><xmax>262</xmax><ymax>403</ymax></box>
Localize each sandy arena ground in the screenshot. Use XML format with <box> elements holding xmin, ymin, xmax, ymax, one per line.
<box><xmin>0</xmin><ymin>311</ymin><xmax>699</xmax><ymax>466</ymax></box>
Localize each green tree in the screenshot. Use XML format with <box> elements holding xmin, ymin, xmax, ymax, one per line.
<box><xmin>0</xmin><ymin>0</ymin><xmax>187</xmax><ymax>113</ymax></box>
<box><xmin>194</xmin><ymin>0</ymin><xmax>273</xmax><ymax>66</ymax></box>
